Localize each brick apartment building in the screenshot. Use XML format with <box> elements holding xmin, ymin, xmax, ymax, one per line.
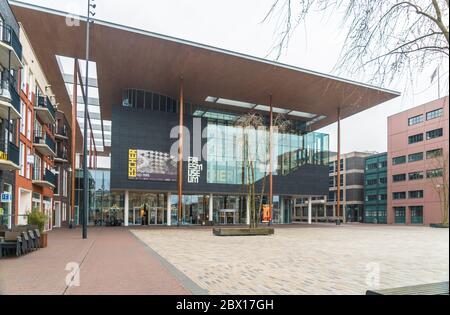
<box><xmin>15</xmin><ymin>23</ymin><xmax>58</xmax><ymax>230</ymax></box>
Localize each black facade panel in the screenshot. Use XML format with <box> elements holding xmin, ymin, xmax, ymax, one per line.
<box><xmin>111</xmin><ymin>106</ymin><xmax>328</xmax><ymax>196</ymax></box>
<box><xmin>0</xmin><ymin>0</ymin><xmax>19</xmax><ymax>34</ymax></box>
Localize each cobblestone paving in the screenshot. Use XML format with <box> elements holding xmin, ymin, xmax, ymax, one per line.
<box><xmin>132</xmin><ymin>225</ymin><xmax>449</xmax><ymax>295</ymax></box>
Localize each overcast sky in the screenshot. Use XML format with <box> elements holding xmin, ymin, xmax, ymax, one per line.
<box><xmin>15</xmin><ymin>0</ymin><xmax>448</xmax><ymax>153</ymax></box>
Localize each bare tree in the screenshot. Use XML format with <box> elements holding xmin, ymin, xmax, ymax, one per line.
<box><xmin>235</xmin><ymin>112</ymin><xmax>292</xmax><ymax>228</ymax></box>
<box><xmin>235</xmin><ymin>112</ymin><xmax>265</xmax><ymax>228</ymax></box>
<box><xmin>263</xmin><ymin>0</ymin><xmax>449</xmax><ymax>85</ymax></box>
<box><xmin>429</xmin><ymin>150</ymin><xmax>449</xmax><ymax>225</ymax></box>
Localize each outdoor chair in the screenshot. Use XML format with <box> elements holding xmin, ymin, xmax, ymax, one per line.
<box><xmin>0</xmin><ymin>232</ymin><xmax>22</xmax><ymax>258</ymax></box>
<box><xmin>27</xmin><ymin>230</ymin><xmax>37</xmax><ymax>250</ymax></box>
<box><xmin>33</xmin><ymin>229</ymin><xmax>41</xmax><ymax>248</ymax></box>
<box><xmin>20</xmin><ymin>231</ymin><xmax>30</xmax><ymax>255</ymax></box>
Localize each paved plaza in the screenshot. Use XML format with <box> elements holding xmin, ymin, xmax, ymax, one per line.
<box><xmin>0</xmin><ymin>228</ymin><xmax>189</xmax><ymax>295</ymax></box>
<box><xmin>133</xmin><ymin>225</ymin><xmax>449</xmax><ymax>295</ymax></box>
<box><xmin>0</xmin><ymin>225</ymin><xmax>448</xmax><ymax>295</ymax></box>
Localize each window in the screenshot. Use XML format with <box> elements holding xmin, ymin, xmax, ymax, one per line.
<box><xmin>366</xmin><ymin>162</ymin><xmax>378</xmax><ymax>170</ymax></box>
<box><xmin>63</xmin><ymin>169</ymin><xmax>68</xmax><ymax>197</ymax></box>
<box><xmin>366</xmin><ymin>194</ymin><xmax>378</xmax><ymax>202</ymax></box>
<box><xmin>408</xmin><ymin>133</ymin><xmax>423</xmax><ymax>144</ymax></box>
<box><xmin>379</xmin><ymin>177</ymin><xmax>387</xmax><ymax>185</ymax></box>
<box><xmin>20</xmin><ymin>102</ymin><xmax>26</xmax><ymax>134</ymax></box>
<box><xmin>426</xmin><ymin>108</ymin><xmax>443</xmax><ymax>121</ymax></box>
<box><xmin>393</xmin><ymin>174</ymin><xmax>406</xmax><ymax>182</ymax></box>
<box><xmin>328</xmin><ymin>177</ymin><xmax>334</xmax><ymax>188</ymax></box>
<box><xmin>408</xmin><ymin>152</ymin><xmax>424</xmax><ymax>163</ymax></box>
<box><xmin>26</xmin><ymin>147</ymin><xmax>31</xmax><ymax>179</ymax></box>
<box><xmin>408</xmin><ymin>171</ymin><xmax>424</xmax><ymax>181</ymax></box>
<box><xmin>328</xmin><ymin>163</ymin><xmax>334</xmax><ymax>173</ymax></box>
<box><xmin>379</xmin><ymin>161</ymin><xmax>388</xmax><ymax>168</ymax></box>
<box><xmin>393</xmin><ymin>192</ymin><xmax>406</xmax><ymax>200</ymax></box>
<box><xmin>408</xmin><ymin>115</ymin><xmax>423</xmax><ymax>126</ymax></box>
<box><xmin>62</xmin><ymin>203</ymin><xmax>67</xmax><ymax>222</ymax></box>
<box><xmin>410</xmin><ymin>206</ymin><xmax>424</xmax><ymax>224</ymax></box>
<box><xmin>334</xmin><ymin>159</ymin><xmax>344</xmax><ymax>172</ymax></box>
<box><xmin>427</xmin><ymin>168</ymin><xmax>443</xmax><ymax>178</ymax></box>
<box><xmin>409</xmin><ymin>190</ymin><xmax>424</xmax><ymax>199</ymax></box>
<box><xmin>19</xmin><ymin>142</ymin><xmax>25</xmax><ymax>177</ymax></box>
<box><xmin>426</xmin><ymin>128</ymin><xmax>443</xmax><ymax>140</ymax></box>
<box><xmin>21</xmin><ymin>62</ymin><xmax>28</xmax><ymax>92</ymax></box>
<box><xmin>379</xmin><ymin>194</ymin><xmax>387</xmax><ymax>201</ymax></box>
<box><xmin>394</xmin><ymin>207</ymin><xmax>406</xmax><ymax>224</ymax></box>
<box><xmin>27</xmin><ymin>108</ymin><xmax>32</xmax><ymax>140</ymax></box>
<box><xmin>393</xmin><ymin>156</ymin><xmax>406</xmax><ymax>165</ymax></box>
<box><xmin>33</xmin><ymin>155</ymin><xmax>42</xmax><ymax>180</ymax></box>
<box><xmin>426</xmin><ymin>148</ymin><xmax>443</xmax><ymax>159</ymax></box>
<box><xmin>366</xmin><ymin>178</ymin><xmax>378</xmax><ymax>186</ymax></box>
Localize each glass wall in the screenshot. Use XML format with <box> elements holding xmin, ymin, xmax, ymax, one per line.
<box><xmin>128</xmin><ymin>193</ymin><xmax>166</xmax><ymax>226</ymax></box>
<box><xmin>75</xmin><ymin>169</ymin><xmax>125</xmax><ymax>226</ymax></box>
<box><xmin>206</xmin><ymin>119</ymin><xmax>329</xmax><ymax>185</ymax></box>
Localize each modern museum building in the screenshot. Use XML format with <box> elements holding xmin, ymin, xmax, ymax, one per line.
<box><xmin>12</xmin><ymin>2</ymin><xmax>400</xmax><ymax>227</ymax></box>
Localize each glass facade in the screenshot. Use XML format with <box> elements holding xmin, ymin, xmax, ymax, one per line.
<box><xmin>75</xmin><ymin>169</ymin><xmax>125</xmax><ymax>226</ymax></box>
<box><xmin>206</xmin><ymin>119</ymin><xmax>329</xmax><ymax>185</ymax></box>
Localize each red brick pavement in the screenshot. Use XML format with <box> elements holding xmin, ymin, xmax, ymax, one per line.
<box><xmin>0</xmin><ymin>227</ymin><xmax>190</xmax><ymax>295</ymax></box>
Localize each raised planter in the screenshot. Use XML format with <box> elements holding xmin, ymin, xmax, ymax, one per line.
<box><xmin>430</xmin><ymin>223</ymin><xmax>449</xmax><ymax>229</ymax></box>
<box><xmin>40</xmin><ymin>233</ymin><xmax>48</xmax><ymax>248</ymax></box>
<box><xmin>213</xmin><ymin>227</ymin><xmax>275</xmax><ymax>237</ymax></box>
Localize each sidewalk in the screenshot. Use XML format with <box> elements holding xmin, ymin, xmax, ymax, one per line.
<box><xmin>0</xmin><ymin>227</ymin><xmax>190</xmax><ymax>295</ymax></box>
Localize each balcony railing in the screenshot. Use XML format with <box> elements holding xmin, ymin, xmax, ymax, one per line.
<box><xmin>34</xmin><ymin>133</ymin><xmax>56</xmax><ymax>153</ymax></box>
<box><xmin>0</xmin><ymin>80</ymin><xmax>20</xmax><ymax>112</ymax></box>
<box><xmin>1</xmin><ymin>24</ymin><xmax>23</xmax><ymax>60</ymax></box>
<box><xmin>44</xmin><ymin>169</ymin><xmax>56</xmax><ymax>186</ymax></box>
<box><xmin>56</xmin><ymin>148</ymin><xmax>69</xmax><ymax>161</ymax></box>
<box><xmin>56</xmin><ymin>125</ymin><xmax>69</xmax><ymax>138</ymax></box>
<box><xmin>0</xmin><ymin>141</ymin><xmax>20</xmax><ymax>165</ymax></box>
<box><xmin>37</xmin><ymin>95</ymin><xmax>56</xmax><ymax>120</ymax></box>
<box><xmin>33</xmin><ymin>167</ymin><xmax>56</xmax><ymax>186</ymax></box>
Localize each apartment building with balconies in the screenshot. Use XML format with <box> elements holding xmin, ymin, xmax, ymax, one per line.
<box><xmin>53</xmin><ymin>110</ymin><xmax>71</xmax><ymax>227</ymax></box>
<box><xmin>388</xmin><ymin>96</ymin><xmax>449</xmax><ymax>225</ymax></box>
<box><xmin>15</xmin><ymin>23</ymin><xmax>57</xmax><ymax>230</ymax></box>
<box><xmin>0</xmin><ymin>0</ymin><xmax>21</xmax><ymax>228</ymax></box>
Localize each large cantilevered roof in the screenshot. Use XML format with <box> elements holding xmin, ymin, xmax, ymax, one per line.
<box><xmin>11</xmin><ymin>0</ymin><xmax>400</xmax><ymax>144</ymax></box>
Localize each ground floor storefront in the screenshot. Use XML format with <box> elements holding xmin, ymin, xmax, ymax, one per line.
<box><xmin>84</xmin><ymin>191</ymin><xmax>333</xmax><ymax>227</ymax></box>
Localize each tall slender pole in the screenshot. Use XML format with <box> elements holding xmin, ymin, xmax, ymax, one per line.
<box><xmin>177</xmin><ymin>77</ymin><xmax>184</xmax><ymax>226</ymax></box>
<box><xmin>336</xmin><ymin>107</ymin><xmax>341</xmax><ymax>225</ymax></box>
<box><xmin>269</xmin><ymin>95</ymin><xmax>273</xmax><ymax>225</ymax></box>
<box><xmin>82</xmin><ymin>0</ymin><xmax>92</xmax><ymax>239</ymax></box>
<box><xmin>71</xmin><ymin>59</ymin><xmax>78</xmax><ymax>226</ymax></box>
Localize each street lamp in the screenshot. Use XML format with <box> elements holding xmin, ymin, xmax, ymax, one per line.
<box><xmin>82</xmin><ymin>0</ymin><xmax>96</xmax><ymax>239</ymax></box>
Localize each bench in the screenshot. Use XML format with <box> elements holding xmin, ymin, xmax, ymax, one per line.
<box><xmin>366</xmin><ymin>282</ymin><xmax>449</xmax><ymax>295</ymax></box>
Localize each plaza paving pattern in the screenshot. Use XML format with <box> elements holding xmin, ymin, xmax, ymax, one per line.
<box><xmin>0</xmin><ymin>228</ymin><xmax>189</xmax><ymax>295</ymax></box>
<box><xmin>132</xmin><ymin>225</ymin><xmax>449</xmax><ymax>295</ymax></box>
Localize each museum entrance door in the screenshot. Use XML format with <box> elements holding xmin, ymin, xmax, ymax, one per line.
<box><xmin>149</xmin><ymin>207</ymin><xmax>166</xmax><ymax>225</ymax></box>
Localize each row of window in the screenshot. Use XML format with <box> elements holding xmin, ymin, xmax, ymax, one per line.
<box><xmin>328</xmin><ymin>159</ymin><xmax>344</xmax><ymax>173</ymax></box>
<box><xmin>366</xmin><ymin>160</ymin><xmax>388</xmax><ymax>171</ymax></box>
<box><xmin>408</xmin><ymin>108</ymin><xmax>443</xmax><ymax>126</ymax></box>
<box><xmin>408</xmin><ymin>128</ymin><xmax>443</xmax><ymax>144</ymax></box>
<box><xmin>392</xmin><ymin>168</ymin><xmax>443</xmax><ymax>182</ymax></box>
<box><xmin>394</xmin><ymin>206</ymin><xmax>424</xmax><ymax>224</ymax></box>
<box><xmin>392</xmin><ymin>190</ymin><xmax>424</xmax><ymax>200</ymax></box>
<box><xmin>365</xmin><ymin>176</ymin><xmax>388</xmax><ymax>186</ymax></box>
<box><xmin>365</xmin><ymin>194</ymin><xmax>387</xmax><ymax>202</ymax></box>
<box><xmin>392</xmin><ymin>148</ymin><xmax>443</xmax><ymax>165</ymax></box>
